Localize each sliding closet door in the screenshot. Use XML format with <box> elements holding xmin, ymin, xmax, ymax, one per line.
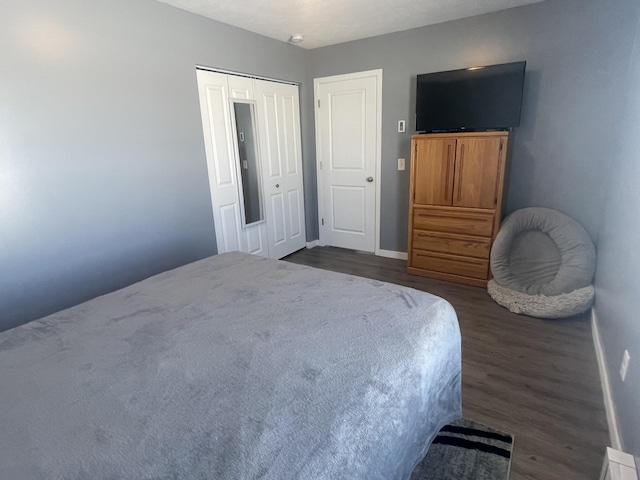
<box><xmin>196</xmin><ymin>70</ymin><xmax>268</xmax><ymax>257</ymax></box>
<box><xmin>254</xmin><ymin>80</ymin><xmax>306</xmax><ymax>259</ymax></box>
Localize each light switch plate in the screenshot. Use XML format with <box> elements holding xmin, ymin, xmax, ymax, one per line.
<box><xmin>398</xmin><ymin>158</ymin><xmax>405</xmax><ymax>170</ymax></box>
<box><xmin>398</xmin><ymin>120</ymin><xmax>405</xmax><ymax>133</ymax></box>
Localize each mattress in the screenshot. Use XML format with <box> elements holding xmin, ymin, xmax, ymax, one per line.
<box><xmin>0</xmin><ymin>252</ymin><xmax>461</xmax><ymax>480</ymax></box>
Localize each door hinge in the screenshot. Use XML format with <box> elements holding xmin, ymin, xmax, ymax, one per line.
<box><xmin>319</xmin><ymin>161</ymin><xmax>322</xmax><ymax>170</ymax></box>
<box><xmin>317</xmin><ymin>99</ymin><xmax>320</xmax><ymax>108</ymax></box>
<box><xmin>321</xmin><ymin>218</ymin><xmax>324</xmax><ymax>226</ymax></box>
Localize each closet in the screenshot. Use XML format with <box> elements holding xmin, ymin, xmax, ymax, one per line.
<box><xmin>407</xmin><ymin>131</ymin><xmax>509</xmax><ymax>286</ymax></box>
<box><xmin>196</xmin><ymin>70</ymin><xmax>306</xmax><ymax>259</ymax></box>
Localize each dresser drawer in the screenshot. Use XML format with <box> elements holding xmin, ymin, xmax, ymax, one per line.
<box><xmin>412</xmin><ymin>230</ymin><xmax>491</xmax><ymax>259</ymax></box>
<box><xmin>413</xmin><ymin>207</ymin><xmax>494</xmax><ymax>237</ymax></box>
<box><xmin>411</xmin><ymin>250</ymin><xmax>489</xmax><ymax>280</ymax></box>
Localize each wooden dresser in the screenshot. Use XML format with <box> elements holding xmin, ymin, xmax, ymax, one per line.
<box><xmin>407</xmin><ymin>131</ymin><xmax>510</xmax><ymax>287</ymax></box>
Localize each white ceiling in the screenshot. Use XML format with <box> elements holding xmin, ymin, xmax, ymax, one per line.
<box><xmin>156</xmin><ymin>0</ymin><xmax>546</xmax><ymax>49</ymax></box>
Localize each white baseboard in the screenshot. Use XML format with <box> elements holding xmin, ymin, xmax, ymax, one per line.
<box><xmin>376</xmin><ymin>249</ymin><xmax>408</xmax><ymax>260</ymax></box>
<box><xmin>592</xmin><ymin>308</ymin><xmax>623</xmax><ymax>450</ymax></box>
<box><xmin>305</xmin><ymin>242</ymin><xmax>406</xmax><ymax>259</ymax></box>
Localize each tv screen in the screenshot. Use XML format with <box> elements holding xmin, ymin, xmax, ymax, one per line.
<box><xmin>416</xmin><ymin>61</ymin><xmax>526</xmax><ymax>132</ymax></box>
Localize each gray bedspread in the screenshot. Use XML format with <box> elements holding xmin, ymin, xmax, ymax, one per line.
<box><xmin>0</xmin><ymin>252</ymin><xmax>461</xmax><ymax>480</ymax></box>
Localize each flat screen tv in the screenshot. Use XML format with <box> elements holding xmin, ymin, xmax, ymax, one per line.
<box><xmin>416</xmin><ymin>61</ymin><xmax>526</xmax><ymax>133</ymax></box>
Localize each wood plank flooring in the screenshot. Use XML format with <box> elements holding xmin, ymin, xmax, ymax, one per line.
<box><xmin>284</xmin><ymin>246</ymin><xmax>609</xmax><ymax>480</ymax></box>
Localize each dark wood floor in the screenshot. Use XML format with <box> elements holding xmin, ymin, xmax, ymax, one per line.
<box><xmin>284</xmin><ymin>246</ymin><xmax>609</xmax><ymax>480</ymax></box>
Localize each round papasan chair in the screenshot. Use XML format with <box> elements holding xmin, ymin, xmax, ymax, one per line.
<box><xmin>487</xmin><ymin>207</ymin><xmax>596</xmax><ymax>318</ymax></box>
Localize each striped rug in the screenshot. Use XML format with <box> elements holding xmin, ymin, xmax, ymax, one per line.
<box><xmin>411</xmin><ymin>418</ymin><xmax>513</xmax><ymax>480</ymax></box>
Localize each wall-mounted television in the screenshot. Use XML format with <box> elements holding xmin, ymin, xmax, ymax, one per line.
<box><xmin>416</xmin><ymin>61</ymin><xmax>526</xmax><ymax>133</ymax></box>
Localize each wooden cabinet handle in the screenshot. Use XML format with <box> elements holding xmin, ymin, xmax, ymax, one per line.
<box><xmin>456</xmin><ymin>144</ymin><xmax>464</xmax><ymax>201</ymax></box>
<box><xmin>444</xmin><ymin>144</ymin><xmax>452</xmax><ymax>202</ymax></box>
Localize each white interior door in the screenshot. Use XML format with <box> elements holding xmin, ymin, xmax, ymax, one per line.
<box><xmin>196</xmin><ymin>70</ymin><xmax>269</xmax><ymax>257</ymax></box>
<box><xmin>254</xmin><ymin>79</ymin><xmax>306</xmax><ymax>259</ymax></box>
<box><xmin>314</xmin><ymin>70</ymin><xmax>382</xmax><ymax>253</ymax></box>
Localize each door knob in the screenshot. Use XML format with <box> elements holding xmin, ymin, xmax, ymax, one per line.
<box><xmin>366</xmin><ymin>177</ymin><xmax>374</xmax><ymax>182</ymax></box>
<box><xmin>275</xmin><ymin>184</ymin><xmax>280</xmax><ymax>188</ymax></box>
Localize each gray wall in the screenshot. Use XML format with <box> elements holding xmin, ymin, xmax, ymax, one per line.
<box><xmin>0</xmin><ymin>0</ymin><xmax>311</xmax><ymax>330</ymax></box>
<box><xmin>594</xmin><ymin>3</ymin><xmax>640</xmax><ymax>455</ymax></box>
<box><xmin>309</xmin><ymin>0</ymin><xmax>635</xmax><ymax>251</ymax></box>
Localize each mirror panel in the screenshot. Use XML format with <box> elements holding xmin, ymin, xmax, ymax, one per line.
<box><xmin>232</xmin><ymin>101</ymin><xmax>264</xmax><ymax>226</ymax></box>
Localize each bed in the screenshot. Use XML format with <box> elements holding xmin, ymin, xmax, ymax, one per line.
<box><xmin>0</xmin><ymin>252</ymin><xmax>461</xmax><ymax>480</ymax></box>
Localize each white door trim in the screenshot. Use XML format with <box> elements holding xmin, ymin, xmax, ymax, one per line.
<box><xmin>313</xmin><ymin>69</ymin><xmax>383</xmax><ymax>255</ymax></box>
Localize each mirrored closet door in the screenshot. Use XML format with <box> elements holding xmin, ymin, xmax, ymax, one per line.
<box><xmin>196</xmin><ymin>69</ymin><xmax>306</xmax><ymax>259</ymax></box>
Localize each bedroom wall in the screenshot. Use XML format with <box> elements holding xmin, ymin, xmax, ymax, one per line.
<box><xmin>0</xmin><ymin>0</ymin><xmax>312</xmax><ymax>330</ymax></box>
<box><xmin>594</xmin><ymin>1</ymin><xmax>640</xmax><ymax>455</ymax></box>
<box><xmin>308</xmin><ymin>0</ymin><xmax>635</xmax><ymax>253</ymax></box>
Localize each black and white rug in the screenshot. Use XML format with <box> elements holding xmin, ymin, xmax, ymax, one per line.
<box><xmin>411</xmin><ymin>418</ymin><xmax>513</xmax><ymax>480</ymax></box>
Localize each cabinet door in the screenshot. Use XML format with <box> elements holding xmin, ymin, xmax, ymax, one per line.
<box><xmin>413</xmin><ymin>138</ymin><xmax>456</xmax><ymax>206</ymax></box>
<box><xmin>453</xmin><ymin>137</ymin><xmax>502</xmax><ymax>209</ymax></box>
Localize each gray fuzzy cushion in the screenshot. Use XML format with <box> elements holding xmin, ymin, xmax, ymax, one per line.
<box><xmin>490</xmin><ymin>207</ymin><xmax>596</xmax><ymax>295</ymax></box>
<box><xmin>487</xmin><ymin>279</ymin><xmax>594</xmax><ymax>318</ymax></box>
